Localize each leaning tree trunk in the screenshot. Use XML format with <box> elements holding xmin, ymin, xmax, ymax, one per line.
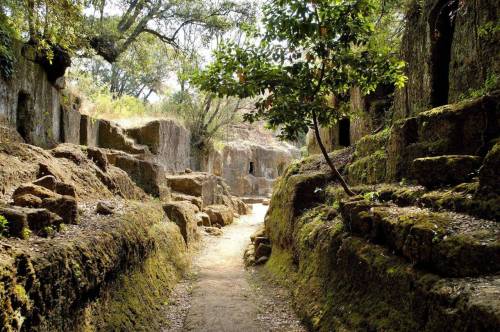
<box><xmin>312</xmin><ymin>110</ymin><xmax>355</xmax><ymax>196</ymax></box>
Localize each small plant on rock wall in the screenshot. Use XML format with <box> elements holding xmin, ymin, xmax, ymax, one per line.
<box><xmin>0</xmin><ymin>215</ymin><xmax>9</xmax><ymax>237</ymax></box>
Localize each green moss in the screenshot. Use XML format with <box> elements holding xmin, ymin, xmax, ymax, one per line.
<box><xmin>0</xmin><ymin>214</ymin><xmax>8</xmax><ymax>237</ymax></box>
<box><xmin>91</xmin><ymin>222</ymin><xmax>188</xmax><ymax>331</ymax></box>
<box><xmin>354</xmin><ymin>128</ymin><xmax>390</xmax><ymax>159</ymax></box>
<box><xmin>1</xmin><ymin>201</ymin><xmax>190</xmax><ymax>331</ymax></box>
<box><xmin>347</xmin><ymin>150</ymin><xmax>387</xmax><ymax>184</ymax></box>
<box><xmin>20</xmin><ymin>228</ymin><xmax>31</xmax><ymax>240</ymax></box>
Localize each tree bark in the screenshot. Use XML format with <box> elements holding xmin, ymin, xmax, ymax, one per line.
<box><xmin>312</xmin><ymin>109</ymin><xmax>355</xmax><ymax>196</ymax></box>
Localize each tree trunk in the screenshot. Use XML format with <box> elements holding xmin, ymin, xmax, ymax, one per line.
<box><xmin>312</xmin><ymin>110</ymin><xmax>355</xmax><ymax>196</ymax></box>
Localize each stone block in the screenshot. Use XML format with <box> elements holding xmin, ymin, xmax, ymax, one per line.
<box><xmin>163</xmin><ymin>201</ymin><xmax>199</xmax><ymax>246</ymax></box>
<box><xmin>203</xmin><ymin>205</ymin><xmax>234</xmax><ymax>227</ymax></box>
<box><xmin>411</xmin><ymin>155</ymin><xmax>481</xmax><ymax>188</ymax></box>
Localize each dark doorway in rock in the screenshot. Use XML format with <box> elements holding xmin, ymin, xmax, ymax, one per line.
<box><xmin>16</xmin><ymin>92</ymin><xmax>31</xmax><ymax>141</ymax></box>
<box><xmin>59</xmin><ymin>106</ymin><xmax>65</xmax><ymax>142</ymax></box>
<box><xmin>338</xmin><ymin>118</ymin><xmax>350</xmax><ymax>147</ymax></box>
<box><xmin>429</xmin><ymin>0</ymin><xmax>458</xmax><ymax>107</ymax></box>
<box><xmin>249</xmin><ymin>161</ymin><xmax>255</xmax><ymax>175</ymax></box>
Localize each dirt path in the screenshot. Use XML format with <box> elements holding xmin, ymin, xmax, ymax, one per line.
<box><xmin>162</xmin><ymin>204</ymin><xmax>306</xmax><ymax>332</ymax></box>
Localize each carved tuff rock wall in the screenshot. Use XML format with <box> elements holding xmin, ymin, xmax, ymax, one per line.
<box><xmin>393</xmin><ymin>0</ymin><xmax>500</xmax><ymax>120</ymax></box>
<box><xmin>203</xmin><ymin>141</ymin><xmax>300</xmax><ymax>197</ymax></box>
<box><xmin>125</xmin><ymin>120</ymin><xmax>191</xmax><ymax>173</ymax></box>
<box><xmin>307</xmin><ymin>86</ymin><xmax>393</xmax><ymax>154</ymax></box>
<box><xmin>0</xmin><ymin>42</ymin><xmax>65</xmax><ymax>148</ymax></box>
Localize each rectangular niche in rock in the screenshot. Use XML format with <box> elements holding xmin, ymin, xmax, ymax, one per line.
<box><xmin>339</xmin><ymin>117</ymin><xmax>350</xmax><ymax>147</ymax></box>
<box><xmin>16</xmin><ymin>91</ymin><xmax>32</xmax><ymax>142</ymax></box>
<box><xmin>249</xmin><ymin>161</ymin><xmax>255</xmax><ymax>175</ymax></box>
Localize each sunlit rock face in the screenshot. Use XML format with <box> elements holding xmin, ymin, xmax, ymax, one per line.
<box><xmin>202</xmin><ymin>125</ymin><xmax>300</xmax><ymax>196</ymax></box>
<box><xmin>125</xmin><ymin>119</ymin><xmax>191</xmax><ymax>173</ymax></box>
<box><xmin>219</xmin><ymin>141</ymin><xmax>299</xmax><ymax>197</ymax></box>
<box><xmin>202</xmin><ymin>123</ymin><xmax>300</xmax><ymax>197</ymax></box>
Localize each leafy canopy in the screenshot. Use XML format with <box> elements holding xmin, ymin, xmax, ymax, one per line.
<box><xmin>194</xmin><ymin>0</ymin><xmax>407</xmax><ymax>140</ymax></box>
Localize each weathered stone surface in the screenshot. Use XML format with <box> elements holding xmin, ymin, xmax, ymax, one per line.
<box><xmin>203</xmin><ymin>205</ymin><xmax>234</xmax><ymax>227</ymax></box>
<box><xmin>163</xmin><ymin>201</ymin><xmax>199</xmax><ymax>246</ymax></box>
<box><xmin>255</xmin><ymin>256</ymin><xmax>269</xmax><ymax>265</ymax></box>
<box><xmin>42</xmin><ymin>195</ymin><xmax>78</xmax><ymax>225</ymax></box>
<box><xmin>165</xmin><ymin>172</ymin><xmax>244</xmax><ymax>215</ymax></box>
<box><xmin>211</xmin><ymin>141</ymin><xmax>299</xmax><ymax>197</ymax></box>
<box><xmin>13</xmin><ymin>183</ymin><xmax>56</xmax><ymax>200</ymax></box>
<box><xmin>232</xmin><ymin>197</ymin><xmax>251</xmax><ymax>215</ymax></box>
<box><xmin>255</xmin><ymin>243</ymin><xmax>272</xmax><ymax>259</ymax></box>
<box><xmin>393</xmin><ymin>0</ymin><xmax>500</xmax><ymax>120</ymax></box>
<box><xmin>243</xmin><ymin>244</ymin><xmax>256</xmax><ymax>266</ymax></box>
<box><xmin>479</xmin><ymin>142</ymin><xmax>500</xmax><ymax>194</ymax></box>
<box><xmin>0</xmin><ymin>206</ymin><xmax>28</xmax><ymax>238</ymax></box>
<box><xmin>51</xmin><ymin>143</ymin><xmax>86</xmax><ymax>164</ymax></box>
<box><xmin>33</xmin><ymin>175</ymin><xmax>57</xmax><ymax>191</ymax></box>
<box><xmin>0</xmin><ymin>202</ymin><xmax>189</xmax><ymax>331</ymax></box>
<box><xmin>80</xmin><ymin>114</ymin><xmax>100</xmax><ymax>147</ymax></box>
<box><xmin>23</xmin><ymin>207</ymin><xmax>63</xmax><ymax>233</ymax></box>
<box><xmin>60</xmin><ymin>105</ymin><xmax>81</xmax><ymax>144</ymax></box>
<box><xmin>0</xmin><ymin>118</ymin><xmax>24</xmax><ymax>144</ymax></box>
<box><xmin>340</xmin><ymin>198</ymin><xmax>500</xmax><ymax>277</ymax></box>
<box><xmin>0</xmin><ymin>41</ymin><xmax>63</xmax><ymax>147</ymax></box>
<box><xmin>387</xmin><ymin>93</ymin><xmax>500</xmax><ymax>181</ymax></box>
<box><xmin>98</xmin><ymin>120</ymin><xmax>149</xmax><ymax>155</ymax></box>
<box><xmin>347</xmin><ymin>150</ymin><xmax>387</xmax><ymax>185</ymax></box>
<box><xmin>196</xmin><ymin>212</ymin><xmax>211</xmax><ymax>226</ymax></box>
<box><xmin>265</xmin><ymin>157</ymin><xmax>500</xmax><ymax>330</ymax></box>
<box><xmin>250</xmin><ymin>225</ymin><xmax>266</xmax><ymax>243</ymax></box>
<box><xmin>86</xmin><ymin>147</ymin><xmax>108</xmax><ymax>171</ymax></box>
<box><xmin>165</xmin><ymin>173</ymin><xmax>205</xmax><ymax>197</ymax></box>
<box><xmin>13</xmin><ymin>193</ymin><xmax>43</xmax><ymax>208</ymax></box>
<box><xmin>55</xmin><ymin>182</ymin><xmax>77</xmax><ymax>198</ymax></box>
<box><xmin>411</xmin><ymin>155</ymin><xmax>481</xmax><ymax>188</ymax></box>
<box><xmin>203</xmin><ymin>226</ymin><xmax>223</xmax><ymax>236</ymax></box>
<box><xmin>125</xmin><ymin>120</ymin><xmax>191</xmax><ymax>173</ymax></box>
<box><xmin>111</xmin><ymin>153</ymin><xmax>165</xmax><ymax>198</ymax></box>
<box><xmin>96</xmin><ymin>201</ymin><xmax>114</xmax><ymax>215</ymax></box>
<box><xmin>0</xmin><ymin>143</ymin><xmax>146</xmax><ymax>202</ymax></box>
<box><xmin>171</xmin><ymin>192</ymin><xmax>203</xmax><ymax>210</ymax></box>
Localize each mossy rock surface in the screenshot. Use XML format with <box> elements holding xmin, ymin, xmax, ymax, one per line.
<box><xmin>386</xmin><ymin>92</ymin><xmax>500</xmax><ymax>181</ymax></box>
<box><xmin>373</xmin><ymin>182</ymin><xmax>500</xmax><ymax>221</ymax></box>
<box><xmin>411</xmin><ymin>155</ymin><xmax>481</xmax><ymax>188</ymax></box>
<box><xmin>0</xmin><ymin>200</ymin><xmax>189</xmax><ymax>331</ymax></box>
<box><xmin>265</xmin><ymin>201</ymin><xmax>500</xmax><ymax>331</ymax></box>
<box><xmin>340</xmin><ymin>198</ymin><xmax>500</xmax><ymax>277</ymax></box>
<box><xmin>265</xmin><ymin>156</ymin><xmax>500</xmax><ymax>330</ymax></box>
<box><xmin>354</xmin><ymin>129</ymin><xmax>390</xmax><ymax>159</ymax></box>
<box><xmin>347</xmin><ymin>150</ymin><xmax>387</xmax><ymax>185</ymax></box>
<box><xmin>479</xmin><ymin>142</ymin><xmax>500</xmax><ymax>194</ymax></box>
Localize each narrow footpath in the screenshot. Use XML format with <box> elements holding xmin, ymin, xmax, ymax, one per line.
<box><xmin>162</xmin><ymin>204</ymin><xmax>306</xmax><ymax>332</ymax></box>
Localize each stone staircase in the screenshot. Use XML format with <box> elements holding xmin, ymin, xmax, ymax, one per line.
<box><xmin>340</xmin><ymin>197</ymin><xmax>500</xmax><ymax>277</ymax></box>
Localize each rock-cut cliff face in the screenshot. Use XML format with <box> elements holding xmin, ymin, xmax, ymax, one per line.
<box><xmin>125</xmin><ymin>119</ymin><xmax>191</xmax><ymax>173</ymax></box>
<box><xmin>202</xmin><ymin>123</ymin><xmax>300</xmax><ymax>197</ymax></box>
<box><xmin>393</xmin><ymin>0</ymin><xmax>500</xmax><ymax>120</ymax></box>
<box><xmin>0</xmin><ymin>42</ymin><xmax>66</xmax><ymax>148</ymax></box>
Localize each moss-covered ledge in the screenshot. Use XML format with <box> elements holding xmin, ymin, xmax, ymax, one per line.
<box><xmin>0</xmin><ymin>200</ymin><xmax>189</xmax><ymax>331</ymax></box>
<box><xmin>264</xmin><ymin>157</ymin><xmax>500</xmax><ymax>331</ymax></box>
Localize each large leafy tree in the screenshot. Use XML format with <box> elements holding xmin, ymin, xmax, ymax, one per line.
<box><xmin>194</xmin><ymin>0</ymin><xmax>406</xmax><ymax>196</ymax></box>
<box><xmin>0</xmin><ymin>0</ymin><xmax>256</xmax><ymax>64</ymax></box>
<box><xmin>86</xmin><ymin>0</ymin><xmax>256</xmax><ymax>62</ymax></box>
<box><xmin>72</xmin><ymin>34</ymin><xmax>174</xmax><ymax>98</ymax></box>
